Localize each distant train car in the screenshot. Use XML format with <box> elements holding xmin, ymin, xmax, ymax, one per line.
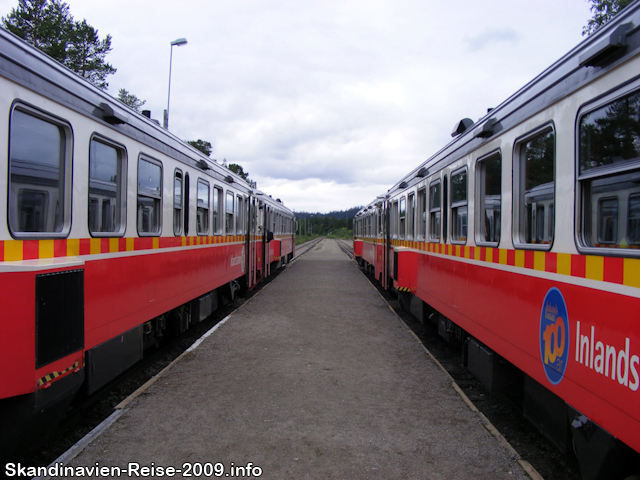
<box><xmin>0</xmin><ymin>27</ymin><xmax>294</xmax><ymax>461</ymax></box>
<box><xmin>355</xmin><ymin>4</ymin><xmax>640</xmax><ymax>479</ymax></box>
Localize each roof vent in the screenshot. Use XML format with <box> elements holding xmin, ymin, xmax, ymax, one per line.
<box><xmin>417</xmin><ymin>167</ymin><xmax>428</xmax><ymax>178</ymax></box>
<box><xmin>451</xmin><ymin>118</ymin><xmax>474</xmax><ymax>137</ymax></box>
<box><xmin>473</xmin><ymin>117</ymin><xmax>498</xmax><ymax>139</ymax></box>
<box><xmin>579</xmin><ymin>23</ymin><xmax>633</xmax><ymax>67</ymax></box>
<box><xmin>197</xmin><ymin>159</ymin><xmax>210</xmax><ymax>170</ymax></box>
<box><xmin>99</xmin><ymin>102</ymin><xmax>127</xmax><ymax>125</ymax></box>
<box><xmin>399</xmin><ymin>181</ymin><xmax>408</xmax><ymax>189</ymax></box>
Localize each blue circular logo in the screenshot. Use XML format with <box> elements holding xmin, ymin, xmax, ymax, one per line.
<box><xmin>539</xmin><ymin>288</ymin><xmax>570</xmax><ymax>385</ymax></box>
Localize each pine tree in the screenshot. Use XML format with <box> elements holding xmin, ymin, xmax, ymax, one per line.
<box><xmin>2</xmin><ymin>0</ymin><xmax>116</xmax><ymax>89</ymax></box>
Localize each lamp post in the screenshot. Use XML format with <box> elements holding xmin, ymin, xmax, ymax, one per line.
<box><xmin>163</xmin><ymin>37</ymin><xmax>188</xmax><ymax>129</ymax></box>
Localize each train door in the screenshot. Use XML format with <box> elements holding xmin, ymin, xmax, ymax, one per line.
<box><xmin>383</xmin><ymin>199</ymin><xmax>391</xmax><ymax>290</ymax></box>
<box><xmin>262</xmin><ymin>205</ymin><xmax>270</xmax><ymax>278</ymax></box>
<box><xmin>246</xmin><ymin>195</ymin><xmax>258</xmax><ymax>289</ymax></box>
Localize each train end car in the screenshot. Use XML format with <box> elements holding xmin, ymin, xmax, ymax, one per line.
<box><xmin>359</xmin><ymin>3</ymin><xmax>640</xmax><ymax>479</ymax></box>
<box><xmin>0</xmin><ymin>27</ymin><xmax>295</xmax><ymax>463</ymax></box>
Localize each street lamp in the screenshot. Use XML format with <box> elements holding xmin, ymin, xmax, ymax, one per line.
<box><xmin>163</xmin><ymin>37</ymin><xmax>188</xmax><ymax>129</ymax></box>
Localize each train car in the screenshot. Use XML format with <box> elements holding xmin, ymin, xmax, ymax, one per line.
<box><xmin>355</xmin><ymin>3</ymin><xmax>640</xmax><ymax>479</ymax></box>
<box><xmin>0</xmin><ymin>27</ymin><xmax>294</xmax><ymax>462</ymax></box>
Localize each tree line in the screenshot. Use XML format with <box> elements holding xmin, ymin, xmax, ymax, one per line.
<box><xmin>296</xmin><ymin>207</ymin><xmax>362</xmax><ymax>236</ymax></box>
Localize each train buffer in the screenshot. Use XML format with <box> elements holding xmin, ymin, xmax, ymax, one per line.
<box><xmin>57</xmin><ymin>239</ymin><xmax>533</xmax><ymax>479</ymax></box>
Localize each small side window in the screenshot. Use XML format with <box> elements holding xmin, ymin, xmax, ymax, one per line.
<box><xmin>417</xmin><ymin>188</ymin><xmax>427</xmax><ymax>240</ymax></box>
<box><xmin>173</xmin><ymin>170</ymin><xmax>183</xmax><ymax>236</ymax></box>
<box><xmin>391</xmin><ymin>200</ymin><xmax>399</xmax><ymax>239</ymax></box>
<box><xmin>197</xmin><ymin>179</ymin><xmax>210</xmax><ymax>235</ymax></box>
<box><xmin>213</xmin><ymin>186</ymin><xmax>222</xmax><ymax>234</ymax></box>
<box><xmin>429</xmin><ymin>180</ymin><xmax>441</xmax><ymax>242</ymax></box>
<box><xmin>137</xmin><ymin>156</ymin><xmax>162</xmax><ymax>235</ymax></box>
<box><xmin>578</xmin><ymin>87</ymin><xmax>640</xmax><ymax>254</ymax></box>
<box><xmin>399</xmin><ymin>197</ymin><xmax>406</xmax><ymax>240</ymax></box>
<box><xmin>88</xmin><ymin>136</ymin><xmax>127</xmax><ymax>236</ymax></box>
<box><xmin>9</xmin><ymin>106</ymin><xmax>72</xmax><ymax>237</ymax></box>
<box><xmin>515</xmin><ymin>127</ymin><xmax>555</xmax><ymax>248</ymax></box>
<box><xmin>477</xmin><ymin>153</ymin><xmax>501</xmax><ymax>245</ymax></box>
<box><xmin>226</xmin><ymin>191</ymin><xmax>235</xmax><ymax>235</ymax></box>
<box><xmin>236</xmin><ymin>195</ymin><xmax>244</xmax><ymax>235</ymax></box>
<box><xmin>451</xmin><ymin>168</ymin><xmax>467</xmax><ymax>243</ymax></box>
<box><xmin>407</xmin><ymin>193</ymin><xmax>415</xmax><ymax>240</ymax></box>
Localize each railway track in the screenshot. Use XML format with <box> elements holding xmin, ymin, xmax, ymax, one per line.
<box><xmin>334</xmin><ymin>238</ymin><xmax>354</xmax><ymax>259</ymax></box>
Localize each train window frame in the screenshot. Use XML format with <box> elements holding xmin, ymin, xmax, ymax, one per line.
<box><xmin>173</xmin><ymin>170</ymin><xmax>183</xmax><ymax>236</ymax></box>
<box><xmin>417</xmin><ymin>187</ymin><xmax>427</xmax><ymax>240</ymax></box>
<box><xmin>429</xmin><ymin>179</ymin><xmax>442</xmax><ymax>242</ymax></box>
<box><xmin>513</xmin><ymin>123</ymin><xmax>556</xmax><ymax>251</ymax></box>
<box><xmin>136</xmin><ymin>155</ymin><xmax>163</xmax><ymax>236</ymax></box>
<box><xmin>236</xmin><ymin>195</ymin><xmax>245</xmax><ymax>235</ymax></box>
<box><xmin>8</xmin><ymin>103</ymin><xmax>73</xmax><ymax>239</ymax></box>
<box><xmin>576</xmin><ymin>82</ymin><xmax>640</xmax><ymax>257</ymax></box>
<box><xmin>399</xmin><ymin>196</ymin><xmax>406</xmax><ymax>240</ymax></box>
<box><xmin>225</xmin><ymin>190</ymin><xmax>235</xmax><ymax>235</ymax></box>
<box><xmin>196</xmin><ymin>178</ymin><xmax>210</xmax><ymax>235</ymax></box>
<box><xmin>213</xmin><ymin>186</ymin><xmax>223</xmax><ymax>235</ymax></box>
<box><xmin>476</xmin><ymin>151</ymin><xmax>502</xmax><ymax>247</ymax></box>
<box><xmin>407</xmin><ymin>193</ymin><xmax>415</xmax><ymax>240</ymax></box>
<box><xmin>391</xmin><ymin>200</ymin><xmax>399</xmax><ymax>239</ymax></box>
<box><xmin>450</xmin><ymin>167</ymin><xmax>468</xmax><ymax>245</ymax></box>
<box><xmin>87</xmin><ymin>134</ymin><xmax>127</xmax><ymax>238</ymax></box>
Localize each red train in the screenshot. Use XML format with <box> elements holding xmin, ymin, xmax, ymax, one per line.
<box><xmin>355</xmin><ymin>4</ymin><xmax>640</xmax><ymax>480</ymax></box>
<box><xmin>0</xmin><ymin>27</ymin><xmax>295</xmax><ymax>462</ymax></box>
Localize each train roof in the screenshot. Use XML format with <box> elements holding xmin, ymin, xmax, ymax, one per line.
<box><xmin>0</xmin><ymin>26</ymin><xmax>293</xmax><ymax>216</ymax></box>
<box><xmin>382</xmin><ymin>0</ymin><xmax>640</xmax><ymax>197</ymax></box>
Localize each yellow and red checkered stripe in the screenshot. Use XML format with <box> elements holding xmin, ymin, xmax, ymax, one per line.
<box><xmin>0</xmin><ymin>235</ymin><xmax>248</xmax><ymax>262</ymax></box>
<box><xmin>390</xmin><ymin>239</ymin><xmax>640</xmax><ymax>289</ymax></box>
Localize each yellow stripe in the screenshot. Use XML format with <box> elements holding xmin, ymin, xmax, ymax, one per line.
<box><xmin>5</xmin><ymin>240</ymin><xmax>22</xmax><ymax>261</ymax></box>
<box><xmin>39</xmin><ymin>239</ymin><xmax>54</xmax><ymax>259</ymax></box>
<box><xmin>90</xmin><ymin>238</ymin><xmax>101</xmax><ymax>255</ymax></box>
<box><xmin>623</xmin><ymin>258</ymin><xmax>640</xmax><ymax>288</ymax></box>
<box><xmin>515</xmin><ymin>250</ymin><xmax>525</xmax><ymax>268</ymax></box>
<box><xmin>534</xmin><ymin>251</ymin><xmax>546</xmax><ymax>271</ymax></box>
<box><xmin>585</xmin><ymin>255</ymin><xmax>604</xmax><ymax>281</ymax></box>
<box><xmin>557</xmin><ymin>253</ymin><xmax>571</xmax><ymax>276</ymax></box>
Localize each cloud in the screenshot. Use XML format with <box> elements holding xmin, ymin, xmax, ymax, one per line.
<box><xmin>0</xmin><ymin>0</ymin><xmax>592</xmax><ymax>213</ymax></box>
<box><xmin>465</xmin><ymin>28</ymin><xmax>520</xmax><ymax>52</ymax></box>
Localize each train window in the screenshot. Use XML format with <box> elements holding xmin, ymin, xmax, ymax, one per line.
<box><xmin>629</xmin><ymin>195</ymin><xmax>640</xmax><ymax>245</ymax></box>
<box><xmin>417</xmin><ymin>188</ymin><xmax>427</xmax><ymax>240</ymax></box>
<box><xmin>226</xmin><ymin>191</ymin><xmax>235</xmax><ymax>235</ymax></box>
<box><xmin>399</xmin><ymin>197</ymin><xmax>406</xmax><ymax>239</ymax></box>
<box><xmin>174</xmin><ymin>171</ymin><xmax>183</xmax><ymax>235</ymax></box>
<box><xmin>451</xmin><ymin>168</ymin><xmax>468</xmax><ymax>243</ymax></box>
<box><xmin>429</xmin><ymin>180</ymin><xmax>441</xmax><ymax>242</ymax></box>
<box><xmin>578</xmin><ymin>88</ymin><xmax>640</xmax><ymax>253</ymax></box>
<box><xmin>213</xmin><ymin>186</ymin><xmax>223</xmax><ymax>234</ymax></box>
<box><xmin>236</xmin><ymin>196</ymin><xmax>244</xmax><ymax>235</ymax></box>
<box><xmin>391</xmin><ymin>200</ymin><xmax>399</xmax><ymax>239</ymax></box>
<box><xmin>515</xmin><ymin>127</ymin><xmax>555</xmax><ymax>248</ymax></box>
<box><xmin>407</xmin><ymin>193</ymin><xmax>415</xmax><ymax>240</ymax></box>
<box><xmin>137</xmin><ymin>156</ymin><xmax>162</xmax><ymax>235</ymax></box>
<box><xmin>88</xmin><ymin>136</ymin><xmax>126</xmax><ymax>236</ymax></box>
<box><xmin>477</xmin><ymin>153</ymin><xmax>501</xmax><ymax>246</ymax></box>
<box><xmin>197</xmin><ymin>179</ymin><xmax>210</xmax><ymax>235</ymax></box>
<box><xmin>8</xmin><ymin>106</ymin><xmax>72</xmax><ymax>237</ymax></box>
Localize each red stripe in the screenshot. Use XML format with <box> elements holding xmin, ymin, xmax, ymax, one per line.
<box><xmin>23</xmin><ymin>240</ymin><xmax>38</xmax><ymax>260</ymax></box>
<box><xmin>603</xmin><ymin>256</ymin><xmax>624</xmax><ymax>285</ymax></box>
<box><xmin>545</xmin><ymin>252</ymin><xmax>557</xmax><ymax>274</ymax></box>
<box><xmin>524</xmin><ymin>250</ymin><xmax>534</xmax><ymax>269</ymax></box>
<box><xmin>571</xmin><ymin>254</ymin><xmax>586</xmax><ymax>278</ymax></box>
<box><xmin>54</xmin><ymin>239</ymin><xmax>67</xmax><ymax>257</ymax></box>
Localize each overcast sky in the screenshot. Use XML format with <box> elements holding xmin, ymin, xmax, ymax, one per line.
<box><xmin>1</xmin><ymin>0</ymin><xmax>593</xmax><ymax>213</ymax></box>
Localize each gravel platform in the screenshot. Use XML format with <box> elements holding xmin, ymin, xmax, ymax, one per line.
<box><xmin>59</xmin><ymin>239</ymin><xmax>530</xmax><ymax>480</ymax></box>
